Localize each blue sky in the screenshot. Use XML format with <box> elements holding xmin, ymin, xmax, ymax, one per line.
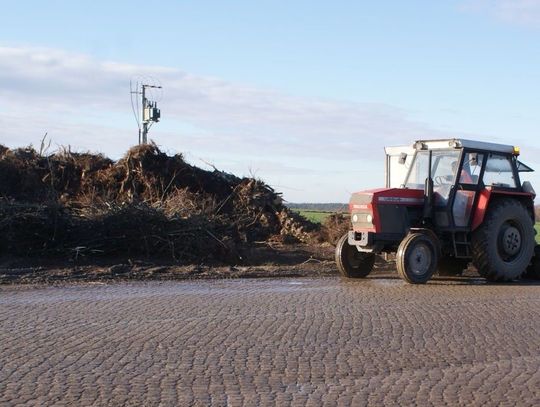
<box><xmin>1</xmin><ymin>0</ymin><xmax>539</xmax><ymax>201</ymax></box>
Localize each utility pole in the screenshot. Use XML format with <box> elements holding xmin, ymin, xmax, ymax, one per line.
<box><xmin>131</xmin><ymin>82</ymin><xmax>162</xmax><ymax>145</ymax></box>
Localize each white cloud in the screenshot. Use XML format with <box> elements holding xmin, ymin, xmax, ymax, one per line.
<box><xmin>462</xmin><ymin>0</ymin><xmax>540</xmax><ymax>26</ymax></box>
<box><xmin>0</xmin><ymin>45</ymin><xmax>457</xmax><ymax>201</ymax></box>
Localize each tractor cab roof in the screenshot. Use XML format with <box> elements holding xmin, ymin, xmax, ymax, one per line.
<box><xmin>385</xmin><ymin>138</ymin><xmax>520</xmax><ymax>157</ymax></box>
<box><xmin>384</xmin><ymin>138</ymin><xmax>534</xmax><ymax>188</ymax></box>
<box><xmin>411</xmin><ymin>138</ymin><xmax>533</xmax><ymax>172</ymax></box>
<box><xmin>413</xmin><ymin>138</ymin><xmax>517</xmax><ymax>155</ymax></box>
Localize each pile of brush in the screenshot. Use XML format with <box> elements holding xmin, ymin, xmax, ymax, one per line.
<box><xmin>0</xmin><ymin>143</ymin><xmax>318</xmax><ymax>262</ymax></box>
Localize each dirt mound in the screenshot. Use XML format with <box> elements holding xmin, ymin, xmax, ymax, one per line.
<box><xmin>0</xmin><ymin>143</ymin><xmax>318</xmax><ymax>262</ymax></box>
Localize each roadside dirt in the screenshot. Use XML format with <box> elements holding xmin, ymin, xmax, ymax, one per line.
<box><xmin>0</xmin><ymin>243</ymin><xmax>396</xmax><ymax>285</ymax></box>
<box><xmin>4</xmin><ymin>244</ymin><xmax>539</xmax><ymax>286</ymax></box>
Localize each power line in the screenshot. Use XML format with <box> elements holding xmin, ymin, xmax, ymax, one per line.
<box><xmin>129</xmin><ymin>80</ymin><xmax>141</xmax><ymax>133</ymax></box>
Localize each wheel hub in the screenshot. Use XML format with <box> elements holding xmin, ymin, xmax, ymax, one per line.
<box><xmin>346</xmin><ymin>246</ymin><xmax>364</xmax><ymax>268</ymax></box>
<box><xmin>500</xmin><ymin>225</ymin><xmax>522</xmax><ymax>257</ymax></box>
<box><xmin>408</xmin><ymin>244</ymin><xmax>430</xmax><ymax>275</ymax></box>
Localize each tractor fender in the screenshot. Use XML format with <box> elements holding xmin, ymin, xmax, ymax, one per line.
<box><xmin>471</xmin><ymin>189</ymin><xmax>535</xmax><ymax>231</ymax></box>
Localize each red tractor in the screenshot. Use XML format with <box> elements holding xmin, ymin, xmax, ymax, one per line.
<box><xmin>336</xmin><ymin>138</ymin><xmax>539</xmax><ymax>283</ymax></box>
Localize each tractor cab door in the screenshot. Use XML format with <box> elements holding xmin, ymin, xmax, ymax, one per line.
<box><xmin>428</xmin><ymin>150</ymin><xmax>462</xmax><ymax>227</ymax></box>
<box><xmin>451</xmin><ymin>152</ymin><xmax>484</xmax><ymax>227</ymax></box>
<box><xmin>405</xmin><ymin>149</ymin><xmax>462</xmax><ymax>227</ymax></box>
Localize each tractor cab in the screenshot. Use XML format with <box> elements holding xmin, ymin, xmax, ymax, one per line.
<box><xmin>397</xmin><ymin>139</ymin><xmax>534</xmax><ymax>232</ymax></box>
<box><xmin>336</xmin><ymin>138</ymin><xmax>537</xmax><ymax>284</ymax></box>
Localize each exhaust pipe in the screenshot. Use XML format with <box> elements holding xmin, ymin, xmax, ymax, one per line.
<box><xmin>423</xmin><ymin>150</ymin><xmax>434</xmax><ymax>223</ymax></box>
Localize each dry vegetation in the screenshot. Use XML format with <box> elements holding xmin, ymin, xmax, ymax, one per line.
<box><xmin>0</xmin><ymin>143</ymin><xmax>351</xmax><ymax>267</ymax></box>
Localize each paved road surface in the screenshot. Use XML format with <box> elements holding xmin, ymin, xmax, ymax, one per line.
<box><xmin>1</xmin><ymin>276</ymin><xmax>539</xmax><ymax>406</ymax></box>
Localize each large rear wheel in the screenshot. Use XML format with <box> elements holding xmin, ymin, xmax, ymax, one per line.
<box><xmin>396</xmin><ymin>232</ymin><xmax>439</xmax><ymax>284</ymax></box>
<box><xmin>335</xmin><ymin>233</ymin><xmax>375</xmax><ymax>278</ymax></box>
<box><xmin>471</xmin><ymin>199</ymin><xmax>535</xmax><ymax>282</ymax></box>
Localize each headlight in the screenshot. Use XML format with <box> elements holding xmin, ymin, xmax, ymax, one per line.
<box><xmin>352</xmin><ymin>214</ymin><xmax>359</xmax><ymax>222</ymax></box>
<box><xmin>366</xmin><ymin>214</ymin><xmax>373</xmax><ymax>223</ymax></box>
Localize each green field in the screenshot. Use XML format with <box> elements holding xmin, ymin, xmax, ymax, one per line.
<box><xmin>536</xmin><ymin>223</ymin><xmax>540</xmax><ymax>243</ymax></box>
<box><xmin>295</xmin><ymin>210</ymin><xmax>334</xmax><ymax>223</ymax></box>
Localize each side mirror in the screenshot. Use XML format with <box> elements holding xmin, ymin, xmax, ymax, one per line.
<box><xmin>399</xmin><ymin>152</ymin><xmax>407</xmax><ymax>164</ymax></box>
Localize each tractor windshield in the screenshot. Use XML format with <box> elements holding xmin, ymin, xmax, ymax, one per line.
<box><xmin>405</xmin><ymin>150</ymin><xmax>460</xmax><ymax>203</ymax></box>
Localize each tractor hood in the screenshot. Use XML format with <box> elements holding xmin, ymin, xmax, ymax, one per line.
<box><xmin>349</xmin><ymin>188</ymin><xmax>424</xmax><ymax>210</ymax></box>
<box><xmin>349</xmin><ymin>188</ymin><xmax>424</xmax><ymax>232</ymax></box>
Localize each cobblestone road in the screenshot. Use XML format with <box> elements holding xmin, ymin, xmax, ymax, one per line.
<box><xmin>1</xmin><ymin>276</ymin><xmax>539</xmax><ymax>406</ymax></box>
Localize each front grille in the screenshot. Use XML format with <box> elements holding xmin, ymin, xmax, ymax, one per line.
<box><xmin>351</xmin><ymin>211</ymin><xmax>373</xmax><ymax>230</ymax></box>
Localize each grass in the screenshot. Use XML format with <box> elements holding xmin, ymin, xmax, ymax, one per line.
<box><xmin>536</xmin><ymin>223</ymin><xmax>540</xmax><ymax>244</ymax></box>
<box><xmin>295</xmin><ymin>210</ymin><xmax>333</xmax><ymax>224</ymax></box>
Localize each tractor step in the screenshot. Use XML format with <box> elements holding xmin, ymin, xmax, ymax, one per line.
<box><xmin>453</xmin><ymin>231</ymin><xmax>471</xmax><ymax>258</ymax></box>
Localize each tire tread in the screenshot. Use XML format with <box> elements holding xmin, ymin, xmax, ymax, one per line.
<box><xmin>335</xmin><ymin>233</ymin><xmax>375</xmax><ymax>278</ymax></box>
<box><xmin>471</xmin><ymin>199</ymin><xmax>534</xmax><ymax>282</ymax></box>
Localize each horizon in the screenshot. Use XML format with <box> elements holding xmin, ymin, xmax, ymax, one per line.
<box><xmin>1</xmin><ymin>0</ymin><xmax>540</xmax><ymax>202</ymax></box>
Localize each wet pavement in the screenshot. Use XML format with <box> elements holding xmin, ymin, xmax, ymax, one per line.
<box><xmin>1</xmin><ymin>276</ymin><xmax>539</xmax><ymax>406</ymax></box>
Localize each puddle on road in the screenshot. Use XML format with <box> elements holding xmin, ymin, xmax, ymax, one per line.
<box><xmin>198</xmin><ymin>279</ymin><xmax>330</xmax><ymax>294</ymax></box>
<box><xmin>0</xmin><ymin>278</ymin><xmax>336</xmax><ymax>304</ymax></box>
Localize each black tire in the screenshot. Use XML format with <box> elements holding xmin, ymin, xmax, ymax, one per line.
<box><xmin>335</xmin><ymin>233</ymin><xmax>375</xmax><ymax>278</ymax></box>
<box><xmin>471</xmin><ymin>199</ymin><xmax>535</xmax><ymax>282</ymax></box>
<box><xmin>437</xmin><ymin>257</ymin><xmax>468</xmax><ymax>276</ymax></box>
<box><xmin>396</xmin><ymin>232</ymin><xmax>439</xmax><ymax>284</ymax></box>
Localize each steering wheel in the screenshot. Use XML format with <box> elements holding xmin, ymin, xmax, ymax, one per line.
<box><xmin>434</xmin><ymin>175</ymin><xmax>446</xmax><ymax>185</ymax></box>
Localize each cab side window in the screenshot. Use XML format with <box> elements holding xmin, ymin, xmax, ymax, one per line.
<box><xmin>483</xmin><ymin>154</ymin><xmax>517</xmax><ymax>188</ymax></box>
<box><xmin>460</xmin><ymin>153</ymin><xmax>483</xmax><ymax>184</ymax></box>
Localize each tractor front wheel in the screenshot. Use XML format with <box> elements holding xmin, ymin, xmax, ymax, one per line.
<box><xmin>396</xmin><ymin>232</ymin><xmax>439</xmax><ymax>284</ymax></box>
<box><xmin>471</xmin><ymin>199</ymin><xmax>534</xmax><ymax>282</ymax></box>
<box><xmin>335</xmin><ymin>233</ymin><xmax>375</xmax><ymax>278</ymax></box>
